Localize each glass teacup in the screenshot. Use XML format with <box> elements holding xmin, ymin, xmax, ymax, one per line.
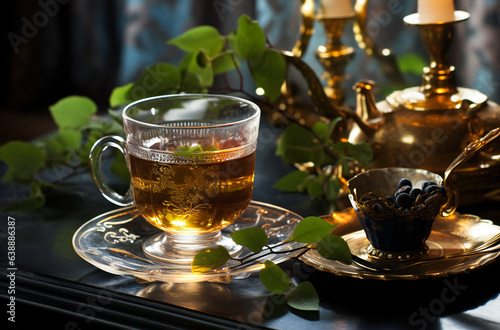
<box><xmin>90</xmin><ymin>94</ymin><xmax>260</xmax><ymax>263</ymax></box>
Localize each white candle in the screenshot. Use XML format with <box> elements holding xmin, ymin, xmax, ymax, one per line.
<box><xmin>418</xmin><ymin>0</ymin><xmax>455</xmax><ymax>23</ymax></box>
<box><xmin>320</xmin><ymin>0</ymin><xmax>354</xmax><ymax>18</ymax></box>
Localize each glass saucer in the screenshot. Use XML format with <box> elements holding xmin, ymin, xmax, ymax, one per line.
<box><xmin>300</xmin><ymin>208</ymin><xmax>500</xmax><ymax>280</ymax></box>
<box><xmin>73</xmin><ymin>201</ymin><xmax>304</xmax><ymax>283</ymax></box>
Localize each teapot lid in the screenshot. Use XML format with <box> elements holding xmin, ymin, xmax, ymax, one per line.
<box><xmin>386</xmin><ymin>86</ymin><xmax>488</xmax><ymax>111</ymax></box>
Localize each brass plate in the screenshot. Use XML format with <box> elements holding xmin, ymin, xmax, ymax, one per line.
<box><xmin>300</xmin><ymin>208</ymin><xmax>500</xmax><ymax>280</ymax></box>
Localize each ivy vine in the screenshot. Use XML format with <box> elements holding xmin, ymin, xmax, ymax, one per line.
<box><xmin>0</xmin><ymin>14</ymin><xmax>372</xmax><ymax>211</ymax></box>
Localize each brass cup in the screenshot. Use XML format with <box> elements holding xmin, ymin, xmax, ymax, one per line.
<box><xmin>348</xmin><ymin>168</ymin><xmax>451</xmax><ymax>260</ymax></box>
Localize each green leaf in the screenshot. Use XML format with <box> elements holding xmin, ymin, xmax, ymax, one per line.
<box><xmin>179</xmin><ymin>52</ymin><xmax>214</xmax><ymax>87</ymax></box>
<box><xmin>282</xmin><ymin>146</ymin><xmax>315</xmax><ymax>165</ymax></box>
<box><xmin>110</xmin><ymin>150</ymin><xmax>130</xmax><ymax>182</ymax></box>
<box><xmin>196</xmin><ymin>50</ymin><xmax>210</xmax><ymax>68</ymax></box>
<box><xmin>259</xmin><ymin>260</ymin><xmax>291</xmax><ymax>294</ymax></box>
<box><xmin>191</xmin><ymin>246</ymin><xmax>231</xmax><ymax>273</ymax></box>
<box><xmin>58</xmin><ymin>129</ymin><xmax>82</xmax><ymax>151</ymax></box>
<box><xmin>168</xmin><ymin>25</ymin><xmax>225</xmax><ymax>58</ymax></box>
<box><xmin>327</xmin><ymin>117</ymin><xmax>343</xmax><ymax>141</ymax></box>
<box><xmin>0</xmin><ymin>181</ymin><xmax>46</xmax><ymax>211</ymax></box>
<box><xmin>397</xmin><ymin>53</ymin><xmax>426</xmax><ymax>76</ymax></box>
<box><xmin>312</xmin><ymin>122</ymin><xmax>329</xmax><ymax>142</ymax></box>
<box><xmin>174</xmin><ymin>144</ymin><xmax>219</xmax><ymax>157</ymax></box>
<box><xmin>78</xmin><ymin>130</ymin><xmax>103</xmax><ymax>167</ymax></box>
<box><xmin>332</xmin><ymin>141</ymin><xmax>350</xmax><ymax>156</ymax></box>
<box><xmin>127</xmin><ymin>63</ymin><xmax>181</xmax><ymax>101</ymax></box>
<box><xmin>348</xmin><ymin>142</ymin><xmax>373</xmax><ymax>166</ymax></box>
<box><xmin>109</xmin><ymin>83</ymin><xmax>133</xmax><ymax>108</ymax></box>
<box><xmin>230</xmin><ymin>227</ymin><xmax>268</xmax><ymax>253</ymax></box>
<box><xmin>278</xmin><ymin>129</ymin><xmax>323</xmax><ymax>167</ymax></box>
<box><xmin>306</xmin><ymin>179</ymin><xmax>323</xmax><ymax>198</ymax></box>
<box><xmin>292</xmin><ymin>216</ymin><xmax>337</xmax><ymax>244</ymax></box>
<box><xmin>298</xmin><ymin>174</ymin><xmax>317</xmax><ymax>192</ymax></box>
<box><xmin>281</xmin><ymin>146</ymin><xmax>324</xmax><ymax>166</ymax></box>
<box><xmin>179</xmin><ymin>51</ymin><xmax>195</xmax><ymax>72</ymax></box>
<box><xmin>0</xmin><ymin>141</ymin><xmax>45</xmax><ymax>183</ymax></box>
<box><xmin>49</xmin><ymin>96</ymin><xmax>97</xmax><ymax>130</ymax></box>
<box><xmin>317</xmin><ymin>234</ymin><xmax>352</xmax><ymax>264</ymax></box>
<box><xmin>273</xmin><ymin>170</ymin><xmax>309</xmax><ymax>192</ymax></box>
<box><xmin>180</xmin><ymin>72</ymin><xmax>206</xmax><ymax>93</ymax></box>
<box><xmin>285</xmin><ymin>281</ymin><xmax>319</xmax><ymax>311</ymax></box>
<box><xmin>212</xmin><ymin>51</ymin><xmax>239</xmax><ymax>75</ymax></box>
<box><xmin>249</xmin><ymin>48</ymin><xmax>286</xmax><ymax>102</ymax></box>
<box><xmin>82</xmin><ymin>119</ymin><xmax>124</xmax><ymax>137</ymax></box>
<box><xmin>234</xmin><ymin>15</ymin><xmax>266</xmax><ymax>60</ymax></box>
<box><xmin>42</xmin><ymin>137</ymin><xmax>65</xmax><ymax>162</ymax></box>
<box><xmin>325</xmin><ymin>177</ymin><xmax>340</xmax><ymax>201</ymax></box>
<box><xmin>227</xmin><ymin>31</ymin><xmax>238</xmax><ymax>53</ymax></box>
<box><xmin>179</xmin><ymin>145</ymin><xmax>204</xmax><ymax>153</ymax></box>
<box><xmin>276</xmin><ymin>124</ymin><xmax>315</xmax><ymax>156</ymax></box>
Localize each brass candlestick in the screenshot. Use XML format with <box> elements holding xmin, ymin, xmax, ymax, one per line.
<box><xmin>316</xmin><ymin>16</ymin><xmax>355</xmax><ymax>106</ymax></box>
<box><xmin>353</xmin><ymin>0</ymin><xmax>405</xmax><ymax>86</ymax></box>
<box><xmin>276</xmin><ymin>0</ymin><xmax>315</xmax><ymax>125</ymax></box>
<box><xmin>279</xmin><ymin>1</ymin><xmax>356</xmax><ymax>115</ymax></box>
<box><xmin>291</xmin><ymin>0</ymin><xmax>315</xmax><ymax>58</ymax></box>
<box><xmin>387</xmin><ymin>11</ymin><xmax>488</xmax><ymax>111</ymax></box>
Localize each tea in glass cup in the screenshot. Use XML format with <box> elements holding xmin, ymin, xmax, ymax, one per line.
<box><xmin>128</xmin><ymin>148</ymin><xmax>256</xmax><ymax>233</ymax></box>
<box><xmin>90</xmin><ymin>94</ymin><xmax>260</xmax><ymax>263</ymax></box>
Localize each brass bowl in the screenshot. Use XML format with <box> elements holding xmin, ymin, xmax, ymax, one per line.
<box><xmin>348</xmin><ymin>168</ymin><xmax>447</xmax><ymax>260</ymax></box>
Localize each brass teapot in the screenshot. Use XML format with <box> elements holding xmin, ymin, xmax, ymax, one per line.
<box><xmin>287</xmin><ymin>0</ymin><xmax>500</xmax><ymax>204</ymax></box>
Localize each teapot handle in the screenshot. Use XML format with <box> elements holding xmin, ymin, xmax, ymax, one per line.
<box><xmin>440</xmin><ymin>127</ymin><xmax>500</xmax><ymax>216</ymax></box>
<box><xmin>353</xmin><ymin>0</ymin><xmax>406</xmax><ymax>85</ymax></box>
<box><xmin>444</xmin><ymin>128</ymin><xmax>500</xmax><ymax>186</ymax></box>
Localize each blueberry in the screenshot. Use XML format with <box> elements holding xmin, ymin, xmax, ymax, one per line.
<box><xmin>398</xmin><ymin>178</ymin><xmax>412</xmax><ymax>189</ymax></box>
<box><xmin>410</xmin><ymin>188</ymin><xmax>423</xmax><ymax>200</ymax></box>
<box><xmin>373</xmin><ymin>203</ymin><xmax>384</xmax><ymax>215</ymax></box>
<box><xmin>438</xmin><ymin>186</ymin><xmax>447</xmax><ymax>196</ymax></box>
<box><xmin>422</xmin><ymin>181</ymin><xmax>437</xmax><ymax>191</ymax></box>
<box><xmin>394</xmin><ymin>185</ymin><xmax>412</xmax><ymax>198</ymax></box>
<box><xmin>424</xmin><ymin>184</ymin><xmax>439</xmax><ymax>194</ymax></box>
<box><xmin>396</xmin><ymin>193</ymin><xmax>412</xmax><ymax>208</ymax></box>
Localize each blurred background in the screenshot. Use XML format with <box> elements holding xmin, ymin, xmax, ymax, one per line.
<box><xmin>2</xmin><ymin>0</ymin><xmax>499</xmax><ymax>144</ymax></box>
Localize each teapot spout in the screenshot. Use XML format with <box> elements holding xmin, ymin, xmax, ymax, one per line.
<box><xmin>354</xmin><ymin>80</ymin><xmax>381</xmax><ymax>121</ymax></box>
<box><xmin>346</xmin><ymin>80</ymin><xmax>383</xmax><ymax>137</ymax></box>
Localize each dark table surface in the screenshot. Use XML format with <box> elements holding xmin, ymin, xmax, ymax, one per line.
<box><xmin>1</xmin><ymin>119</ymin><xmax>500</xmax><ymax>329</ymax></box>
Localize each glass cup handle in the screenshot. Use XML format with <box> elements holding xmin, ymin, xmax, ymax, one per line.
<box><xmin>90</xmin><ymin>135</ymin><xmax>134</xmax><ymax>206</ymax></box>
